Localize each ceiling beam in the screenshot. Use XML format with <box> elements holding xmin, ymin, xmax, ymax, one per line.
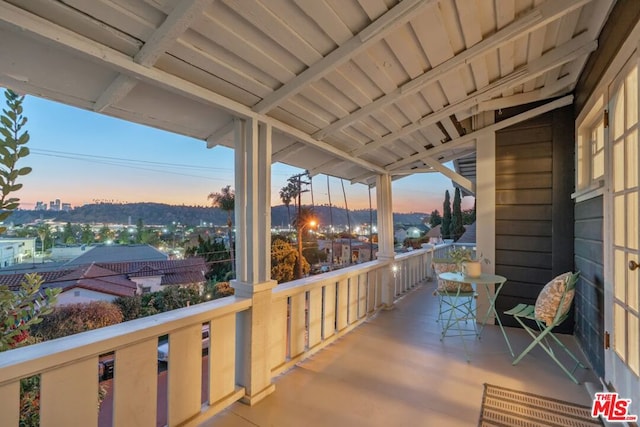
<box><xmin>272</xmin><ymin>142</ymin><xmax>306</xmax><ymax>163</ymax></box>
<box><xmin>351</xmin><ymin>33</ymin><xmax>596</xmax><ymax>157</ymax></box>
<box><xmin>314</xmin><ymin>0</ymin><xmax>592</xmax><ymax>140</ymax></box>
<box><xmin>421</xmin><ymin>157</ymin><xmax>475</xmax><ymax>194</ymax></box>
<box><xmin>251</xmin><ymin>0</ymin><xmax>437</xmax><ymax>114</ymax></box>
<box><xmin>386</xmin><ymin>95</ymin><xmax>573</xmax><ymax>171</ymax></box>
<box><xmin>94</xmin><ymin>0</ymin><xmax>211</xmax><ymax>112</ymax></box>
<box><xmin>473</xmin><ymin>90</ymin><xmax>545</xmax><ymax>113</ymax></box>
<box><xmin>206</xmin><ymin>120</ymin><xmax>234</xmax><ymax>148</ymax></box>
<box><xmin>0</xmin><ymin>0</ymin><xmax>387</xmax><ymax>175</ymax></box>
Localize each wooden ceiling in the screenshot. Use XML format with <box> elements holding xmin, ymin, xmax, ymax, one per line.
<box><xmin>0</xmin><ymin>0</ymin><xmax>614</xmax><ymax>191</ymax></box>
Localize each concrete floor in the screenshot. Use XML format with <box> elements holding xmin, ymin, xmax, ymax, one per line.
<box><xmin>203</xmin><ymin>280</ymin><xmax>599</xmax><ymax>427</ymax></box>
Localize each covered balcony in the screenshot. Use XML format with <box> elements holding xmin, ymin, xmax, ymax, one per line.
<box><xmin>1</xmin><ymin>0</ymin><xmax>638</xmax><ymax>425</ymax></box>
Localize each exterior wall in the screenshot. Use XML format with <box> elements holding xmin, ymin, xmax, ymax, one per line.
<box><xmin>494</xmin><ymin>105</ymin><xmax>575</xmax><ymax>332</ymax></box>
<box><xmin>572</xmin><ymin>0</ymin><xmax>640</xmax><ymax>381</ymax></box>
<box><xmin>574</xmin><ymin>195</ymin><xmax>605</xmax><ymax>377</ymax></box>
<box><xmin>130</xmin><ymin>276</ymin><xmax>162</xmax><ymax>294</ymax></box>
<box><xmin>50</xmin><ymin>245</ymin><xmax>91</xmax><ymax>262</ymax></box>
<box><xmin>57</xmin><ymin>288</ymin><xmax>117</xmax><ymax>305</ymax></box>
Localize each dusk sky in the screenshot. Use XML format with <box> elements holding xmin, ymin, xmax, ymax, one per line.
<box><xmin>13</xmin><ymin>94</ymin><xmax>473</xmax><ymax>214</ymax></box>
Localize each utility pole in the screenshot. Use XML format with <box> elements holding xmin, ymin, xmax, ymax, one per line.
<box><xmin>289</xmin><ymin>171</ymin><xmax>310</xmax><ymax>279</ymax></box>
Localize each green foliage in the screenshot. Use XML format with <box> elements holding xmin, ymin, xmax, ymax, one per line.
<box><xmin>81</xmin><ymin>224</ymin><xmax>94</xmax><ymax>244</ymax></box>
<box><xmin>0</xmin><ymin>90</ymin><xmax>32</xmax><ymax>234</ymax></box>
<box><xmin>62</xmin><ymin>221</ymin><xmax>74</xmax><ymax>244</ymax></box>
<box><xmin>32</xmin><ymin>301</ymin><xmax>123</xmax><ymax>340</ymax></box>
<box><xmin>20</xmin><ymin>375</ymin><xmax>40</xmax><ymax>427</ymax></box>
<box><xmin>429</xmin><ymin>209</ymin><xmax>442</xmax><ymax>228</ymax></box>
<box><xmin>441</xmin><ymin>190</ymin><xmax>452</xmax><ymax>239</ymax></box>
<box><xmin>271</xmin><ymin>239</ymin><xmax>308</xmax><ymax>283</ymax></box>
<box><xmin>0</xmin><ymin>273</ymin><xmax>60</xmax><ymax>351</ymax></box>
<box><xmin>451</xmin><ymin>188</ymin><xmax>465</xmax><ymax>240</ymax></box>
<box><xmin>112</xmin><ymin>295</ymin><xmax>142</xmax><ymax>321</ymax></box>
<box><xmin>208</xmin><ymin>185</ymin><xmax>235</xmax><ymax>274</ymax></box>
<box><xmin>185</xmin><ymin>235</ymin><xmax>231</xmax><ymax>280</ymax></box>
<box><xmin>98</xmin><ymin>224</ymin><xmax>114</xmax><ymax>242</ymax></box>
<box><xmin>447</xmin><ymin>246</ymin><xmax>473</xmax><ymax>272</ymax></box>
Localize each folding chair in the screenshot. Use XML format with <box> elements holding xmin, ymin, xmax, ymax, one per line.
<box><xmin>504</xmin><ymin>271</ymin><xmax>587</xmax><ymax>384</ymax></box>
<box><xmin>433</xmin><ymin>259</ymin><xmax>478</xmax><ymax>360</ymax></box>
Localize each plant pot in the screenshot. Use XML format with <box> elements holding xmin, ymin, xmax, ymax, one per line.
<box><xmin>463</xmin><ymin>261</ymin><xmax>482</xmax><ymax>277</ymax></box>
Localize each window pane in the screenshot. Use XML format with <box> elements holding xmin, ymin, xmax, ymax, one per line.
<box><xmin>577</xmin><ymin>134</ymin><xmax>585</xmax><ymax>189</ymax></box>
<box><xmin>614</xmin><ymin>303</ymin><xmax>627</xmax><ymax>362</ymax></box>
<box><xmin>628</xmin><ymin>255</ymin><xmax>639</xmax><ymax>311</ymax></box>
<box><xmin>627</xmin><ymin>131</ymin><xmax>638</xmax><ymax>188</ymax></box>
<box><xmin>628</xmin><ymin>313</ymin><xmax>639</xmax><ymax>375</ymax></box>
<box><xmin>614</xmin><ymin>140</ymin><xmax>625</xmax><ymax>192</ymax></box>
<box><xmin>615</xmin><ymin>196</ymin><xmax>625</xmax><ymax>246</ymax></box>
<box><xmin>627</xmin><ymin>65</ymin><xmax>638</xmax><ymax>128</ymax></box>
<box><xmin>628</xmin><ymin>192</ymin><xmax>638</xmax><ymax>250</ymax></box>
<box><xmin>615</xmin><ymin>249</ymin><xmax>627</xmax><ymax>302</ymax></box>
<box><xmin>613</xmin><ymin>86</ymin><xmax>625</xmax><ymax>140</ymax></box>
<box><xmin>593</xmin><ymin>151</ymin><xmax>604</xmax><ymax>179</ymax></box>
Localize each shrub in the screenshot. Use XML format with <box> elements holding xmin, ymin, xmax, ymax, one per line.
<box><xmin>32</xmin><ymin>301</ymin><xmax>123</xmax><ymax>340</ymax></box>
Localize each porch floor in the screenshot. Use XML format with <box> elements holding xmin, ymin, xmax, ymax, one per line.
<box><xmin>204</xmin><ymin>279</ymin><xmax>599</xmax><ymax>427</ymax></box>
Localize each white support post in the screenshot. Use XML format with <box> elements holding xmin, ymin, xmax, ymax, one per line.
<box><xmin>376</xmin><ymin>174</ymin><xmax>396</xmax><ymax>308</ymax></box>
<box><xmin>231</xmin><ymin>118</ymin><xmax>276</xmax><ymax>405</ymax></box>
<box><xmin>475</xmin><ymin>112</ymin><xmax>496</xmax><ymax>322</ymax></box>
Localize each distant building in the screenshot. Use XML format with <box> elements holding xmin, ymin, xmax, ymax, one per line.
<box><xmin>0</xmin><ymin>257</ymin><xmax>207</xmax><ymax>305</ymax></box>
<box><xmin>0</xmin><ymin>237</ymin><xmax>36</xmax><ymax>268</ymax></box>
<box><xmin>34</xmin><ymin>201</ymin><xmax>46</xmax><ymax>211</ymax></box>
<box><xmin>64</xmin><ymin>244</ymin><xmax>168</xmax><ymax>265</ymax></box>
<box><xmin>61</xmin><ymin>203</ymin><xmax>71</xmax><ymax>212</ymax></box>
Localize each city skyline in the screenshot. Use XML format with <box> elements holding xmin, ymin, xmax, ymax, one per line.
<box><xmin>13</xmin><ymin>93</ymin><xmax>473</xmax><ymax>214</ymax></box>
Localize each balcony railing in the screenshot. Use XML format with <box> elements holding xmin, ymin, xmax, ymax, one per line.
<box><xmin>0</xmin><ymin>246</ymin><xmax>435</xmax><ymax>427</ymax></box>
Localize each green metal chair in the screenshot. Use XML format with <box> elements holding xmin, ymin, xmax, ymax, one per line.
<box><xmin>433</xmin><ymin>259</ymin><xmax>478</xmax><ymax>360</ymax></box>
<box><xmin>503</xmin><ymin>271</ymin><xmax>586</xmax><ymax>384</ymax></box>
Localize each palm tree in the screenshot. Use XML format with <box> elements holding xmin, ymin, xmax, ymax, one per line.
<box><xmin>208</xmin><ymin>185</ymin><xmax>235</xmax><ymax>276</ymax></box>
<box><xmin>292</xmin><ymin>206</ymin><xmax>316</xmax><ymax>279</ymax></box>
<box><xmin>279</xmin><ymin>184</ymin><xmax>294</xmax><ymax>228</ymax></box>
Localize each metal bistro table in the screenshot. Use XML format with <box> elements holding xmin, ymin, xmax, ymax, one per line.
<box><xmin>438</xmin><ymin>272</ymin><xmax>514</xmax><ymax>358</ymax></box>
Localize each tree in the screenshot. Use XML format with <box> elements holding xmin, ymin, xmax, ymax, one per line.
<box><xmin>98</xmin><ymin>224</ymin><xmax>114</xmax><ymax>242</ymax></box>
<box><xmin>279</xmin><ymin>183</ymin><xmax>295</xmax><ymax>227</ymax></box>
<box><xmin>62</xmin><ymin>221</ymin><xmax>74</xmax><ymax>244</ymax></box>
<box><xmin>271</xmin><ymin>238</ymin><xmax>308</xmax><ymax>283</ymax></box>
<box><xmin>0</xmin><ymin>89</ymin><xmax>61</xmax><ymax>427</ymax></box>
<box><xmin>429</xmin><ymin>209</ymin><xmax>442</xmax><ymax>228</ymax></box>
<box><xmin>451</xmin><ymin>187</ymin><xmax>465</xmax><ymax>240</ymax></box>
<box><xmin>185</xmin><ymin>235</ymin><xmax>231</xmax><ymax>281</ymax></box>
<box><xmin>136</xmin><ymin>218</ymin><xmax>144</xmax><ymax>243</ymax></box>
<box><xmin>208</xmin><ymin>185</ymin><xmax>235</xmax><ymax>277</ymax></box>
<box><xmin>81</xmin><ymin>224</ymin><xmax>94</xmax><ymax>244</ymax></box>
<box><xmin>0</xmin><ymin>273</ymin><xmax>58</xmax><ymax>351</ymax></box>
<box><xmin>0</xmin><ymin>90</ymin><xmax>33</xmax><ymax>234</ymax></box>
<box><xmin>441</xmin><ymin>190</ymin><xmax>452</xmax><ymax>239</ymax></box>
<box><xmin>292</xmin><ymin>205</ymin><xmax>316</xmax><ymax>279</ymax></box>
<box><xmin>36</xmin><ymin>223</ymin><xmax>50</xmax><ymax>253</ymax></box>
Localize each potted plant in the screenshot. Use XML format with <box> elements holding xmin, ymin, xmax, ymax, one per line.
<box><xmin>447</xmin><ymin>247</ymin><xmax>490</xmax><ymax>277</ymax></box>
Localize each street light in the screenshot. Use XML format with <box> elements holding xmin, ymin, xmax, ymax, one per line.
<box><xmin>297</xmin><ymin>219</ymin><xmax>317</xmax><ymax>279</ymax></box>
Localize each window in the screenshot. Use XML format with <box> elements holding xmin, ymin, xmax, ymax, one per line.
<box><xmin>142</xmin><ymin>286</ymin><xmax>151</xmax><ymax>294</ymax></box>
<box><xmin>74</xmin><ymin>290</ymin><xmax>80</xmax><ymax>297</ymax></box>
<box><xmin>575</xmin><ymin>95</ymin><xmax>606</xmax><ymax>199</ymax></box>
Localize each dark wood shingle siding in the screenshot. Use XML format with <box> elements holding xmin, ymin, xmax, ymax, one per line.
<box><xmin>574</xmin><ymin>195</ymin><xmax>605</xmax><ymax>377</ymax></box>
<box><xmin>494</xmin><ymin>106</ymin><xmax>575</xmax><ymax>332</ymax></box>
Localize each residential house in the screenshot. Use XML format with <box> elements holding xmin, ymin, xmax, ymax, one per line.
<box><xmin>0</xmin><ymin>2</ymin><xmax>637</xmax><ymax>426</ymax></box>
<box><xmin>0</xmin><ymin>258</ymin><xmax>207</xmax><ymax>304</ymax></box>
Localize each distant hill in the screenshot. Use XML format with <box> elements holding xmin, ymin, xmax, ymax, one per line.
<box><xmin>6</xmin><ymin>203</ymin><xmax>428</xmax><ymax>228</ymax></box>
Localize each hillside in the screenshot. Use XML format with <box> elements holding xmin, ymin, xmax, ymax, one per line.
<box><xmin>7</xmin><ymin>203</ymin><xmax>428</xmax><ymax>228</ymax></box>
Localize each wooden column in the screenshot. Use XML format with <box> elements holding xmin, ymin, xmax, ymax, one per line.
<box><xmin>232</xmin><ymin>118</ymin><xmax>276</xmax><ymax>405</ymax></box>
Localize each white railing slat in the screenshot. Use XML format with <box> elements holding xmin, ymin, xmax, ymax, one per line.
<box><xmin>322</xmin><ymin>283</ymin><xmax>336</xmax><ymax>340</ymax></box>
<box><xmin>337</xmin><ymin>279</ymin><xmax>349</xmax><ymax>331</ymax></box>
<box><xmin>0</xmin><ymin>380</ymin><xmax>19</xmax><ymax>426</ymax></box>
<box><xmin>269</xmin><ymin>298</ymin><xmax>288</xmax><ymax>370</ymax></box>
<box><xmin>210</xmin><ymin>313</ymin><xmax>236</xmax><ymax>403</ymax></box>
<box><xmin>41</xmin><ymin>357</ymin><xmax>98</xmax><ymax>427</ymax></box>
<box><xmin>358</xmin><ymin>273</ymin><xmax>367</xmax><ymax>319</ymax></box>
<box><xmin>308</xmin><ymin>288</ymin><xmax>323</xmax><ymax>348</ymax></box>
<box><xmin>348</xmin><ymin>278</ymin><xmax>358</xmax><ymax>324</ymax></box>
<box><xmin>113</xmin><ymin>338</ymin><xmax>158</xmax><ymax>427</ymax></box>
<box><xmin>168</xmin><ymin>324</ymin><xmax>203</xmax><ymax>426</ymax></box>
<box><xmin>289</xmin><ymin>293</ymin><xmax>306</xmax><ymax>357</ymax></box>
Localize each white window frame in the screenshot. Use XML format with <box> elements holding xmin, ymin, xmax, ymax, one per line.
<box><xmin>574</xmin><ymin>95</ymin><xmax>607</xmax><ymax>202</ymax></box>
